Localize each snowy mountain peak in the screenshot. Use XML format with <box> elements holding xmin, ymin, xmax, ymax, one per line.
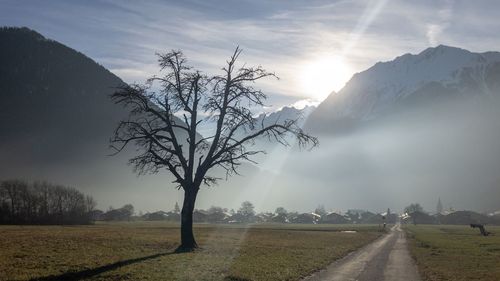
<box><xmin>420</xmin><ymin>44</ymin><xmax>469</xmax><ymax>56</ymax></box>
<box><xmin>363</xmin><ymin>45</ymin><xmax>484</xmax><ymax>86</ymax></box>
<box><xmin>311</xmin><ymin>45</ymin><xmax>500</xmax><ymax>121</ymax></box>
<box><xmin>386</xmin><ymin>45</ymin><xmax>470</xmax><ymax>65</ymax></box>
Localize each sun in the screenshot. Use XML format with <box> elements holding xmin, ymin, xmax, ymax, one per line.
<box><xmin>300</xmin><ymin>55</ymin><xmax>353</xmax><ymax>101</ymax></box>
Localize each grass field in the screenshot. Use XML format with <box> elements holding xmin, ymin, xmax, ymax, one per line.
<box><xmin>0</xmin><ymin>222</ymin><xmax>383</xmax><ymax>281</ymax></box>
<box><xmin>405</xmin><ymin>224</ymin><xmax>500</xmax><ymax>281</ymax></box>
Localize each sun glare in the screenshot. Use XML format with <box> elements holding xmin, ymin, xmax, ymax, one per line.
<box><xmin>300</xmin><ymin>55</ymin><xmax>353</xmax><ymax>101</ymax></box>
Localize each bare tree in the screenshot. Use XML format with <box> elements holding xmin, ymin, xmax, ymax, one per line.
<box><xmin>0</xmin><ymin>179</ymin><xmax>96</xmax><ymax>224</ymax></box>
<box><xmin>110</xmin><ymin>47</ymin><xmax>318</xmax><ymax>251</ymax></box>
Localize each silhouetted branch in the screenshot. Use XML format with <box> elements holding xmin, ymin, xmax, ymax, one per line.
<box><xmin>111</xmin><ymin>47</ymin><xmax>317</xmax><ymax>191</ymax></box>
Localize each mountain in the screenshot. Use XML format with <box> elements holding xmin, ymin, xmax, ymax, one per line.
<box><xmin>254</xmin><ymin>105</ymin><xmax>315</xmax><ymax>128</ymax></box>
<box><xmin>240</xmin><ymin>105</ymin><xmax>315</xmax><ymax>153</ymax></box>
<box><xmin>307</xmin><ymin>45</ymin><xmax>500</xmax><ymax>134</ymax></box>
<box><xmin>0</xmin><ymin>27</ymin><xmax>128</xmax><ymax>165</ymax></box>
<box><xmin>0</xmin><ymin>27</ymin><xmax>196</xmax><ymax>166</ymax></box>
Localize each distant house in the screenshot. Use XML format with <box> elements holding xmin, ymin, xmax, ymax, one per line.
<box><xmin>255</xmin><ymin>212</ymin><xmax>273</xmax><ymax>223</ymax></box>
<box><xmin>321</xmin><ymin>212</ymin><xmax>349</xmax><ymax>224</ymax></box>
<box><xmin>488</xmin><ymin>210</ymin><xmax>500</xmax><ymax>217</ymax></box>
<box><xmin>361</xmin><ymin>213</ymin><xmax>385</xmax><ymax>224</ymax></box>
<box><xmin>343</xmin><ymin>210</ymin><xmax>393</xmax><ymax>224</ymax></box>
<box><xmin>344</xmin><ymin>210</ymin><xmax>362</xmax><ymax>224</ymax></box>
<box><xmin>403</xmin><ymin>211</ymin><xmax>436</xmax><ymax>225</ymax></box>
<box><xmin>143</xmin><ymin>211</ymin><xmax>179</xmax><ymax>221</ymax></box>
<box><xmin>143</xmin><ymin>211</ymin><xmax>168</xmax><ymax>221</ymax></box>
<box><xmin>488</xmin><ymin>210</ymin><xmax>500</xmax><ymax>225</ymax></box>
<box><xmin>90</xmin><ymin>210</ymin><xmax>104</xmax><ymax>221</ymax></box>
<box><xmin>102</xmin><ymin>207</ymin><xmax>133</xmax><ymax>221</ymax></box>
<box><xmin>224</xmin><ymin>213</ymin><xmax>242</xmax><ymax>224</ymax></box>
<box><xmin>290</xmin><ymin>213</ymin><xmax>321</xmax><ymax>224</ymax></box>
<box><xmin>344</xmin><ymin>210</ymin><xmax>394</xmax><ymax>224</ymax></box>
<box><xmin>193</xmin><ymin>210</ymin><xmax>209</xmax><ymax>223</ymax></box>
<box><xmin>270</xmin><ymin>213</ymin><xmax>289</xmax><ymax>223</ymax></box>
<box><xmin>206</xmin><ymin>211</ymin><xmax>229</xmax><ymax>223</ymax></box>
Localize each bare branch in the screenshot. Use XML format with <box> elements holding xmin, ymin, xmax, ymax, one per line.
<box><xmin>111</xmin><ymin>47</ymin><xmax>318</xmax><ymax>191</ymax></box>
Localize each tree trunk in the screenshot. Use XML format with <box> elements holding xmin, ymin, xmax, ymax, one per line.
<box><xmin>176</xmin><ymin>187</ymin><xmax>199</xmax><ymax>252</ymax></box>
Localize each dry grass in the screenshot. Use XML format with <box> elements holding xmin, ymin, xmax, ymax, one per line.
<box><xmin>0</xmin><ymin>222</ymin><xmax>382</xmax><ymax>281</ymax></box>
<box><xmin>405</xmin><ymin>224</ymin><xmax>500</xmax><ymax>281</ymax></box>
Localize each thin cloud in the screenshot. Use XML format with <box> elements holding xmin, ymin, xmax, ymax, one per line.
<box><xmin>426</xmin><ymin>0</ymin><xmax>454</xmax><ymax>45</ymax></box>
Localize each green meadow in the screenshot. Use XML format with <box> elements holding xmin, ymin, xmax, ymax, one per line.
<box><xmin>405</xmin><ymin>224</ymin><xmax>500</xmax><ymax>281</ymax></box>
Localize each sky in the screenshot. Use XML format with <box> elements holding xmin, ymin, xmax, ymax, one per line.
<box><xmin>2</xmin><ymin>0</ymin><xmax>500</xmax><ymax>110</ymax></box>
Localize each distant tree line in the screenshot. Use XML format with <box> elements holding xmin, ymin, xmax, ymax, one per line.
<box><xmin>0</xmin><ymin>180</ymin><xmax>96</xmax><ymax>224</ymax></box>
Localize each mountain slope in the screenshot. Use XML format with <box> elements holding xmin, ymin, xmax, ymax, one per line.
<box><xmin>0</xmin><ymin>27</ymin><xmax>128</xmax><ymax>164</ymax></box>
<box><xmin>254</xmin><ymin>105</ymin><xmax>315</xmax><ymax>128</ymax></box>
<box><xmin>0</xmin><ymin>27</ymin><xmax>197</xmax><ymax>165</ymax></box>
<box><xmin>307</xmin><ymin>45</ymin><xmax>500</xmax><ymax>134</ymax></box>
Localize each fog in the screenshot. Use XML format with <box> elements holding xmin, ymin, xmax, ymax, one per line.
<box><xmin>1</xmin><ymin>94</ymin><xmax>499</xmax><ymax>215</ymax></box>
<box><xmin>258</xmin><ymin>95</ymin><xmax>500</xmax><ymax>214</ymax></box>
<box><xmin>191</xmin><ymin>94</ymin><xmax>500</xmax><ymax>214</ymax></box>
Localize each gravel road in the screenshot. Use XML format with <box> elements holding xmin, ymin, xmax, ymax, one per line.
<box><xmin>302</xmin><ymin>223</ymin><xmax>421</xmax><ymax>281</ymax></box>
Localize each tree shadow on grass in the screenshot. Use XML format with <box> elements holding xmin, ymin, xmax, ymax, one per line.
<box><xmin>30</xmin><ymin>251</ymin><xmax>176</xmax><ymax>281</ymax></box>
<box><xmin>223</xmin><ymin>277</ymin><xmax>252</xmax><ymax>281</ymax></box>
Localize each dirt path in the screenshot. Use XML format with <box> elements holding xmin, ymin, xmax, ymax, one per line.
<box><xmin>302</xmin><ymin>224</ymin><xmax>421</xmax><ymax>281</ymax></box>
